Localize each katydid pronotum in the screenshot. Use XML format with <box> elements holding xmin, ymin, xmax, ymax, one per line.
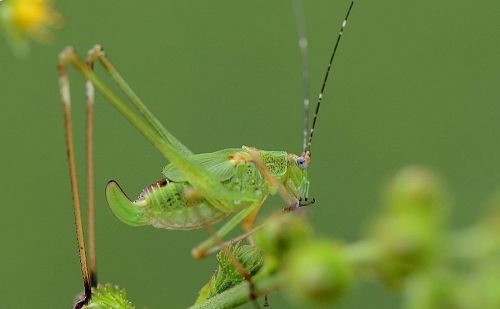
<box><xmin>60</xmin><ymin>1</ymin><xmax>355</xmax><ymax>308</ymax></box>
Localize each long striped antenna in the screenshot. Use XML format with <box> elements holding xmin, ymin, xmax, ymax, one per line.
<box><xmin>291</xmin><ymin>0</ymin><xmax>311</xmax><ymax>154</ymax></box>
<box><xmin>306</xmin><ymin>0</ymin><xmax>355</xmax><ymax>155</ymax></box>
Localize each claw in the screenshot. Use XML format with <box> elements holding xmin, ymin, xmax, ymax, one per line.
<box><xmin>299</xmin><ymin>197</ymin><xmax>316</xmax><ymax>207</ymax></box>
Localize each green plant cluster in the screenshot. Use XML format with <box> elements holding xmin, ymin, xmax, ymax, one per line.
<box><xmin>192</xmin><ymin>166</ymin><xmax>500</xmax><ymax>309</ymax></box>
<box><xmin>83</xmin><ymin>284</ymin><xmax>135</xmax><ymax>309</ymax></box>
<box><xmin>195</xmin><ymin>244</ymin><xmax>264</xmax><ymax>305</ymax></box>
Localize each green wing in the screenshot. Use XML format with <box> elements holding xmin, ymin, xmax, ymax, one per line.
<box><xmin>68</xmin><ymin>51</ymin><xmax>258</xmax><ymax>214</ymax></box>
<box><xmin>163</xmin><ymin>148</ymin><xmax>242</xmax><ymax>182</ymax></box>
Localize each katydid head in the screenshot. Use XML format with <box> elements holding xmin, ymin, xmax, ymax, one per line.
<box><xmin>286</xmin><ymin>153</ymin><xmax>311</xmax><ymax>201</ymax></box>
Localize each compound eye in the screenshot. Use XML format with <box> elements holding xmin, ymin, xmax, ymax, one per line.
<box><xmin>296</xmin><ymin>157</ymin><xmax>307</xmax><ymax>169</ymax></box>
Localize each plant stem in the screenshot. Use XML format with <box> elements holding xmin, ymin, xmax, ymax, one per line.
<box><xmin>189</xmin><ymin>274</ymin><xmax>282</xmax><ymax>309</ymax></box>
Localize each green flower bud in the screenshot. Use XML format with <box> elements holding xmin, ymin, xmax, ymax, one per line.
<box><xmin>370</xmin><ymin>213</ymin><xmax>442</xmax><ymax>288</ymax></box>
<box><xmin>404</xmin><ymin>273</ymin><xmax>459</xmax><ymax>309</ymax></box>
<box><xmin>456</xmin><ymin>263</ymin><xmax>500</xmax><ymax>308</ymax></box>
<box><xmin>385</xmin><ymin>166</ymin><xmax>449</xmax><ymax>222</ymax></box>
<box><xmin>481</xmin><ymin>191</ymin><xmax>500</xmax><ymax>246</ymax></box>
<box><xmin>285</xmin><ymin>241</ymin><xmax>353</xmax><ymax>305</ymax></box>
<box><xmin>255</xmin><ymin>213</ymin><xmax>311</xmax><ymax>260</ymax></box>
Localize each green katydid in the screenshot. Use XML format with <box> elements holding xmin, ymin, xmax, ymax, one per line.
<box><xmin>104</xmin><ymin>0</ymin><xmax>354</xmax><ymax>257</ymax></box>
<box><xmin>59</xmin><ymin>1</ymin><xmax>355</xmax><ymax>307</ymax></box>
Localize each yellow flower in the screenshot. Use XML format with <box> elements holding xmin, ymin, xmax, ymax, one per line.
<box><xmin>0</xmin><ymin>0</ymin><xmax>62</xmax><ymax>54</ymax></box>
<box><xmin>13</xmin><ymin>0</ymin><xmax>54</xmax><ymax>34</ymax></box>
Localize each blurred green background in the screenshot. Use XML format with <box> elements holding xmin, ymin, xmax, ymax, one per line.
<box><xmin>1</xmin><ymin>0</ymin><xmax>499</xmax><ymax>308</ymax></box>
